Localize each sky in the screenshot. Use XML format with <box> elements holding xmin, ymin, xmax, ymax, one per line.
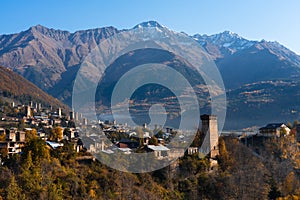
<box><xmin>1</xmin><ymin>0</ymin><xmax>300</xmax><ymax>54</ymax></box>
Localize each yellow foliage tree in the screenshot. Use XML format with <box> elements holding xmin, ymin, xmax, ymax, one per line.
<box><xmin>6</xmin><ymin>175</ymin><xmax>26</xmax><ymax>200</ymax></box>
<box><xmin>0</xmin><ymin>133</ymin><xmax>5</xmax><ymax>142</ymax></box>
<box><xmin>25</xmin><ymin>128</ymin><xmax>37</xmax><ymax>142</ymax></box>
<box><xmin>50</xmin><ymin>126</ymin><xmax>63</xmax><ymax>142</ymax></box>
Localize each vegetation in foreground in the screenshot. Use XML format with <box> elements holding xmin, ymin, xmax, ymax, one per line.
<box><xmin>1</xmin><ymin>129</ymin><xmax>300</xmax><ymax>199</ymax></box>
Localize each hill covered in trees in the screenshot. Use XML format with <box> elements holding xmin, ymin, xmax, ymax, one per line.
<box><xmin>1</xmin><ymin>132</ymin><xmax>300</xmax><ymax>199</ymax></box>
<box><xmin>0</xmin><ymin>66</ymin><xmax>68</xmax><ymax>110</ymax></box>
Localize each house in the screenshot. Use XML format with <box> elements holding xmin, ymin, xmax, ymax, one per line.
<box><xmin>157</xmin><ymin>138</ymin><xmax>165</xmax><ymax>145</ymax></box>
<box><xmin>130</xmin><ymin>133</ymin><xmax>150</xmax><ymax>145</ymax></box>
<box><xmin>117</xmin><ymin>147</ymin><xmax>131</xmax><ymax>154</ymax></box>
<box><xmin>0</xmin><ymin>141</ymin><xmax>25</xmax><ymax>154</ymax></box>
<box><xmin>147</xmin><ymin>144</ymin><xmax>170</xmax><ymax>158</ymax></box>
<box><xmin>16</xmin><ymin>131</ymin><xmax>26</xmax><ymax>142</ymax></box>
<box><xmin>168</xmin><ymin>148</ymin><xmax>185</xmax><ymax>159</ymax></box>
<box><xmin>9</xmin><ymin>127</ymin><xmax>17</xmax><ymax>133</ymax></box>
<box><xmin>6</xmin><ymin>131</ymin><xmax>25</xmax><ymax>142</ymax></box>
<box><xmin>187</xmin><ymin>147</ymin><xmax>198</xmax><ymax>155</ymax></box>
<box><xmin>38</xmin><ymin>132</ymin><xmax>47</xmax><ymax>140</ymax></box>
<box><xmin>0</xmin><ymin>130</ymin><xmax>26</xmax><ymax>154</ymax></box>
<box><xmin>117</xmin><ymin>139</ymin><xmax>139</xmax><ymax>149</ymax></box>
<box><xmin>259</xmin><ymin>123</ymin><xmax>290</xmax><ymax>137</ymax></box>
<box><xmin>64</xmin><ymin>128</ymin><xmax>77</xmax><ymax>140</ymax></box>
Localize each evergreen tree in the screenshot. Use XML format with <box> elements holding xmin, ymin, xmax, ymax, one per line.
<box><xmin>6</xmin><ymin>175</ymin><xmax>26</xmax><ymax>200</ymax></box>
<box><xmin>19</xmin><ymin>150</ymin><xmax>42</xmax><ymax>198</ymax></box>
<box><xmin>48</xmin><ymin>183</ymin><xmax>63</xmax><ymax>200</ymax></box>
<box><xmin>217</xmin><ymin>137</ymin><xmax>233</xmax><ymax>171</ymax></box>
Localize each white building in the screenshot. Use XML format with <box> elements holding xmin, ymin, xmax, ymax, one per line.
<box><xmin>259</xmin><ymin>123</ymin><xmax>290</xmax><ymax>137</ymax></box>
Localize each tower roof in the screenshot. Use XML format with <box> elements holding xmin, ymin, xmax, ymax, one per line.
<box><xmin>200</xmin><ymin>114</ymin><xmax>217</xmax><ymax>120</ymax></box>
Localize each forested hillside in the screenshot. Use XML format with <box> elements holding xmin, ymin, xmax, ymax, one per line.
<box><xmin>0</xmin><ymin>66</ymin><xmax>68</xmax><ymax>110</ymax></box>
<box><xmin>1</xmin><ymin>133</ymin><xmax>300</xmax><ymax>199</ymax></box>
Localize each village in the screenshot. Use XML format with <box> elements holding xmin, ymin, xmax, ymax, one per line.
<box><xmin>1</xmin><ymin>100</ymin><xmax>300</xmax><ymax>199</ymax></box>
<box><xmin>1</xmin><ymin>100</ymin><xmax>300</xmax><ymax>167</ymax></box>
<box><xmin>0</xmin><ymin>101</ymin><xmax>85</xmax><ymax>157</ymax></box>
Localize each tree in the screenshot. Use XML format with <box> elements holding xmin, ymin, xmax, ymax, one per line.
<box><xmin>47</xmin><ymin>183</ymin><xmax>63</xmax><ymax>200</ymax></box>
<box><xmin>283</xmin><ymin>171</ymin><xmax>297</xmax><ymax>195</ymax></box>
<box><xmin>19</xmin><ymin>150</ymin><xmax>44</xmax><ymax>199</ymax></box>
<box><xmin>268</xmin><ymin>178</ymin><xmax>282</xmax><ymax>199</ymax></box>
<box><xmin>23</xmin><ymin>139</ymin><xmax>50</xmax><ymax>164</ymax></box>
<box><xmin>293</xmin><ymin>120</ymin><xmax>299</xmax><ymax>129</ymax></box>
<box><xmin>50</xmin><ymin>126</ymin><xmax>63</xmax><ymax>142</ymax></box>
<box><xmin>6</xmin><ymin>175</ymin><xmax>26</xmax><ymax>200</ymax></box>
<box><xmin>0</xmin><ymin>148</ymin><xmax>8</xmax><ymax>159</ymax></box>
<box><xmin>0</xmin><ymin>133</ymin><xmax>6</xmax><ymax>142</ymax></box>
<box><xmin>148</xmin><ymin>136</ymin><xmax>158</xmax><ymax>145</ymax></box>
<box><xmin>217</xmin><ymin>137</ymin><xmax>233</xmax><ymax>171</ymax></box>
<box><xmin>25</xmin><ymin>128</ymin><xmax>37</xmax><ymax>142</ymax></box>
<box><xmin>287</xmin><ymin>122</ymin><xmax>293</xmax><ymax>129</ymax></box>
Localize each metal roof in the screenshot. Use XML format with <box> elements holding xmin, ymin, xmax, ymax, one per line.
<box><xmin>147</xmin><ymin>145</ymin><xmax>170</xmax><ymax>151</ymax></box>
<box><xmin>46</xmin><ymin>141</ymin><xmax>63</xmax><ymax>149</ymax></box>
<box><xmin>259</xmin><ymin>123</ymin><xmax>286</xmax><ymax>130</ymax></box>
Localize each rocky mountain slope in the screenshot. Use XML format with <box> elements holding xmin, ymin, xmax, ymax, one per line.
<box><xmin>0</xmin><ymin>21</ymin><xmax>300</xmax><ymax>129</ymax></box>
<box><xmin>0</xmin><ymin>25</ymin><xmax>118</xmax><ymax>91</ymax></box>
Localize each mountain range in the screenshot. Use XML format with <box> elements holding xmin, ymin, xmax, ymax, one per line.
<box><xmin>0</xmin><ymin>21</ymin><xmax>300</xmax><ymax>129</ymax></box>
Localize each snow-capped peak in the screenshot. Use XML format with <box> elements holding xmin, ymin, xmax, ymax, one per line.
<box><xmin>133</xmin><ymin>21</ymin><xmax>164</xmax><ymax>29</ymax></box>
<box><xmin>192</xmin><ymin>31</ymin><xmax>256</xmax><ymax>53</ymax></box>
<box><xmin>221</xmin><ymin>30</ymin><xmax>241</xmax><ymax>38</ymax></box>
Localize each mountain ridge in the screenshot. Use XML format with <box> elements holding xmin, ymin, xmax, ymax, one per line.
<box><xmin>0</xmin><ymin>21</ymin><xmax>300</xmax><ymax>129</ymax></box>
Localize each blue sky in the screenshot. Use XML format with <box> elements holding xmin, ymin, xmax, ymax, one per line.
<box><xmin>1</xmin><ymin>0</ymin><xmax>300</xmax><ymax>54</ymax></box>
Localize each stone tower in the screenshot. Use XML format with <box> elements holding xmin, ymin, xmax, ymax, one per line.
<box><xmin>199</xmin><ymin>114</ymin><xmax>219</xmax><ymax>159</ymax></box>
<box><xmin>58</xmin><ymin>107</ymin><xmax>62</xmax><ymax>118</ymax></box>
<box><xmin>69</xmin><ymin>111</ymin><xmax>75</xmax><ymax>120</ymax></box>
<box><xmin>26</xmin><ymin>106</ymin><xmax>32</xmax><ymax>118</ymax></box>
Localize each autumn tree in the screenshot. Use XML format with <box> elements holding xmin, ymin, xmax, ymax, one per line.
<box><xmin>50</xmin><ymin>126</ymin><xmax>63</xmax><ymax>142</ymax></box>
<box><xmin>0</xmin><ymin>148</ymin><xmax>8</xmax><ymax>159</ymax></box>
<box><xmin>282</xmin><ymin>171</ymin><xmax>298</xmax><ymax>196</ymax></box>
<box><xmin>47</xmin><ymin>183</ymin><xmax>63</xmax><ymax>200</ymax></box>
<box><xmin>25</xmin><ymin>128</ymin><xmax>37</xmax><ymax>142</ymax></box>
<box><xmin>23</xmin><ymin>138</ymin><xmax>50</xmax><ymax>164</ymax></box>
<box><xmin>0</xmin><ymin>132</ymin><xmax>5</xmax><ymax>141</ymax></box>
<box><xmin>148</xmin><ymin>136</ymin><xmax>158</xmax><ymax>145</ymax></box>
<box><xmin>217</xmin><ymin>137</ymin><xmax>233</xmax><ymax>171</ymax></box>
<box><xmin>293</xmin><ymin>120</ymin><xmax>299</xmax><ymax>128</ymax></box>
<box><xmin>19</xmin><ymin>150</ymin><xmax>42</xmax><ymax>198</ymax></box>
<box><xmin>6</xmin><ymin>175</ymin><xmax>26</xmax><ymax>200</ymax></box>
